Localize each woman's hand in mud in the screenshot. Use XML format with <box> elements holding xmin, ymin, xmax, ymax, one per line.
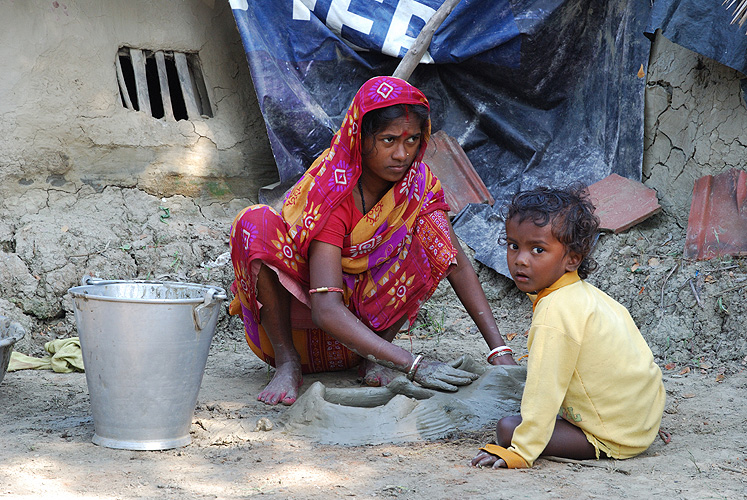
<box><xmin>413</xmin><ymin>358</ymin><xmax>478</xmax><ymax>391</ymax></box>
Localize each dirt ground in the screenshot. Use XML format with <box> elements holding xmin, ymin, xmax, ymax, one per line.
<box><xmin>1</xmin><ymin>196</ymin><xmax>746</xmax><ymax>499</ymax></box>
<box><xmin>0</xmin><ymin>333</ymin><xmax>746</xmax><ymax>499</ymax></box>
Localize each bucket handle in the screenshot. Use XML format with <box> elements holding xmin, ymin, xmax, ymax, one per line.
<box><xmin>0</xmin><ymin>321</ymin><xmax>25</xmax><ymax>348</ymax></box>
<box><xmin>193</xmin><ymin>288</ymin><xmax>222</xmax><ymax>331</ymax></box>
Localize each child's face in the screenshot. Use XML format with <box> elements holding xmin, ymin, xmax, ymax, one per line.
<box><xmin>505</xmin><ymin>217</ymin><xmax>581</xmax><ymax>293</ymax></box>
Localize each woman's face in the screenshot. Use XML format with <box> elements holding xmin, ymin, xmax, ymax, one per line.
<box><xmin>360</xmin><ymin>115</ymin><xmax>423</xmax><ymax>186</ymax></box>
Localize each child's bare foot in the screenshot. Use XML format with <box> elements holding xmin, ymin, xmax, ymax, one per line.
<box><xmin>257</xmin><ymin>361</ymin><xmax>303</xmax><ymax>405</ymax></box>
<box><xmin>359</xmin><ymin>359</ymin><xmax>400</xmax><ymax>387</ymax></box>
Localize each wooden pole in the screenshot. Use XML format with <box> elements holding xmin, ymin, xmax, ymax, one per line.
<box><xmin>392</xmin><ymin>0</ymin><xmax>462</xmax><ymax>81</ymax></box>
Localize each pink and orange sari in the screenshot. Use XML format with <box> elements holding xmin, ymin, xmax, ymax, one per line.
<box><xmin>229</xmin><ymin>76</ymin><xmax>458</xmax><ymax>374</ymax></box>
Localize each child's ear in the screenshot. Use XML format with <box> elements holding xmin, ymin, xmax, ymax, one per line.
<box><xmin>565</xmin><ymin>252</ymin><xmax>582</xmax><ymax>272</ymax></box>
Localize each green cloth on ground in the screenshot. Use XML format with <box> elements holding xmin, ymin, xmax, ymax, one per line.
<box><xmin>8</xmin><ymin>337</ymin><xmax>84</xmax><ymax>373</ymax></box>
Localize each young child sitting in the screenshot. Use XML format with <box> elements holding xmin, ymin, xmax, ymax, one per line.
<box><xmin>472</xmin><ymin>186</ymin><xmax>665</xmax><ymax>469</ymax></box>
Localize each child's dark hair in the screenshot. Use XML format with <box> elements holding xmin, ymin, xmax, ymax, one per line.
<box><xmin>503</xmin><ymin>185</ymin><xmax>600</xmax><ymax>279</ymax></box>
<box><xmin>361</xmin><ymin>104</ymin><xmax>429</xmax><ymax>156</ymax></box>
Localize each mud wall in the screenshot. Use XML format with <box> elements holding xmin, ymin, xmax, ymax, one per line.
<box><xmin>644</xmin><ymin>33</ymin><xmax>747</xmax><ymax>226</ymax></box>
<box><xmin>0</xmin><ymin>1</ymin><xmax>274</xmax><ymax>347</ymax></box>
<box><xmin>596</xmin><ymin>31</ymin><xmax>747</xmax><ymax>368</ymax></box>
<box><xmin>0</xmin><ymin>0</ymin><xmax>276</xmax><ymax>200</ymax></box>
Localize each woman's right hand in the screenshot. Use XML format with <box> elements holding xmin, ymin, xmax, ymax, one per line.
<box><xmin>413</xmin><ymin>358</ymin><xmax>479</xmax><ymax>391</ymax></box>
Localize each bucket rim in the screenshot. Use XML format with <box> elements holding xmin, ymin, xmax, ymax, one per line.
<box><xmin>68</xmin><ymin>279</ymin><xmax>227</xmax><ymax>304</ymax></box>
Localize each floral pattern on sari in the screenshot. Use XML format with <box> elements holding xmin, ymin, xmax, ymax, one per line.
<box><xmin>229</xmin><ymin>76</ymin><xmax>457</xmax><ymax>373</ymax></box>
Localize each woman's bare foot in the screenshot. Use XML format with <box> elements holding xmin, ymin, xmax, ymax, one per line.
<box><xmin>359</xmin><ymin>359</ymin><xmax>400</xmax><ymax>387</ymax></box>
<box><xmin>257</xmin><ymin>360</ymin><xmax>303</xmax><ymax>405</ymax></box>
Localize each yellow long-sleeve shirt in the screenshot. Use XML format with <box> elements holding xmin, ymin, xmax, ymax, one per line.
<box><xmin>507</xmin><ymin>271</ymin><xmax>665</xmax><ymax>467</ymax></box>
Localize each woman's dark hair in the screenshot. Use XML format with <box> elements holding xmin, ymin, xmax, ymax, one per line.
<box><xmin>360</xmin><ymin>104</ymin><xmax>429</xmax><ymax>156</ymax></box>
<box><xmin>502</xmin><ymin>185</ymin><xmax>600</xmax><ymax>279</ymax></box>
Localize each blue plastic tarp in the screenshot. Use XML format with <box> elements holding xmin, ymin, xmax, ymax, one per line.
<box><xmin>647</xmin><ymin>0</ymin><xmax>747</xmax><ymax>75</ymax></box>
<box><xmin>230</xmin><ymin>0</ymin><xmax>651</xmax><ymax>277</ymax></box>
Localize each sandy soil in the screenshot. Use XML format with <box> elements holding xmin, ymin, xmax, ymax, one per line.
<box><xmin>1</xmin><ymin>189</ymin><xmax>746</xmax><ymax>499</ymax></box>
<box><xmin>2</xmin><ymin>261</ymin><xmax>747</xmax><ymax>499</ymax></box>
<box><xmin>1</xmin><ymin>336</ymin><xmax>746</xmax><ymax>500</ymax></box>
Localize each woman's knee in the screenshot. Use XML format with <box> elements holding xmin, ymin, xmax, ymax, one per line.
<box><xmin>495</xmin><ymin>415</ymin><xmax>522</xmax><ymax>447</ymax></box>
<box><xmin>231</xmin><ymin>205</ymin><xmax>280</xmax><ymax>251</ymax></box>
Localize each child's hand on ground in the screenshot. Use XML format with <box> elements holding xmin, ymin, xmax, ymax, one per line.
<box><xmin>413</xmin><ymin>358</ymin><xmax>478</xmax><ymax>391</ymax></box>
<box><xmin>471</xmin><ymin>450</ymin><xmax>507</xmax><ymax>469</ymax></box>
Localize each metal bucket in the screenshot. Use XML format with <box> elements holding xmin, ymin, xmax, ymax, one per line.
<box><xmin>0</xmin><ymin>316</ymin><xmax>25</xmax><ymax>386</ymax></box>
<box><xmin>68</xmin><ymin>276</ymin><xmax>226</xmax><ymax>450</ymax></box>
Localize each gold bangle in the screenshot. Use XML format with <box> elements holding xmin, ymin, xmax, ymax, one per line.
<box><xmin>309</xmin><ymin>287</ymin><xmax>344</xmax><ymax>294</ymax></box>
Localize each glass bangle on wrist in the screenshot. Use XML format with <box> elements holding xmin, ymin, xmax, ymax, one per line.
<box><xmin>407</xmin><ymin>354</ymin><xmax>423</xmax><ymax>380</ymax></box>
<box><xmin>487</xmin><ymin>345</ymin><xmax>513</xmax><ymax>363</ymax></box>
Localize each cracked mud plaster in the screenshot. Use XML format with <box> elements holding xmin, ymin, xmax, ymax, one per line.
<box><xmin>0</xmin><ymin>0</ymin><xmax>272</xmax><ymax>355</ymax></box>
<box><xmin>0</xmin><ymin>184</ymin><xmax>249</xmax><ymax>357</ymax></box>
<box><xmin>643</xmin><ymin>33</ymin><xmax>747</xmax><ymax>228</ymax></box>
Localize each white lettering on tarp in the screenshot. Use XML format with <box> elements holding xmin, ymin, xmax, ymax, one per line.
<box><xmin>229</xmin><ymin>0</ymin><xmax>248</xmax><ymax>10</ymax></box>
<box><xmin>289</xmin><ymin>0</ymin><xmax>437</xmax><ymax>61</ymax></box>
<box><xmin>381</xmin><ymin>0</ymin><xmax>435</xmax><ymax>62</ymax></box>
<box><xmin>292</xmin><ymin>0</ymin><xmax>317</xmax><ymax>21</ymax></box>
<box><xmin>327</xmin><ymin>0</ymin><xmax>382</xmax><ymax>36</ymax></box>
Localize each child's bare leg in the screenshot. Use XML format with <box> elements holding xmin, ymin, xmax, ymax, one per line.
<box><xmin>360</xmin><ymin>315</ymin><xmax>409</xmax><ymax>387</ymax></box>
<box><xmin>472</xmin><ymin>415</ymin><xmax>596</xmax><ymax>468</ymax></box>
<box><xmin>498</xmin><ymin>415</ymin><xmax>595</xmax><ymax>458</ymax></box>
<box><xmin>470</xmin><ymin>414</ymin><xmax>520</xmax><ymax>468</ymax></box>
<box><xmin>541</xmin><ymin>418</ymin><xmax>597</xmax><ymax>459</ymax></box>
<box><xmin>495</xmin><ymin>415</ymin><xmax>522</xmax><ymax>447</ymax></box>
<box><xmin>255</xmin><ymin>264</ymin><xmax>303</xmax><ymax>406</ymax></box>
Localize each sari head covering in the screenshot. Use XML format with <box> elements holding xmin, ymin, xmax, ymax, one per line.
<box><xmin>230</xmin><ymin>76</ymin><xmax>457</xmax><ymax>372</ymax></box>
<box><xmin>282</xmin><ymin>76</ymin><xmax>432</xmax><ymax>258</ymax></box>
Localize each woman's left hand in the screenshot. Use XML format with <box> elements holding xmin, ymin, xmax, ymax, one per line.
<box><xmin>413</xmin><ymin>358</ymin><xmax>478</xmax><ymax>391</ymax></box>
<box><xmin>444</xmin><ymin>222</ymin><xmax>517</xmax><ymax>366</ymax></box>
<box><xmin>489</xmin><ymin>353</ymin><xmax>518</xmax><ymax>366</ymax></box>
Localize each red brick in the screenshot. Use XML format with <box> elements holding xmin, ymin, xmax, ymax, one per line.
<box><xmin>684</xmin><ymin>168</ymin><xmax>747</xmax><ymax>260</ymax></box>
<box><xmin>423</xmin><ymin>131</ymin><xmax>494</xmax><ymax>215</ymax></box>
<box><xmin>587</xmin><ymin>173</ymin><xmax>661</xmax><ymax>233</ymax></box>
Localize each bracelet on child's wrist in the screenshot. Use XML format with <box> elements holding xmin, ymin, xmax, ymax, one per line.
<box><xmin>407</xmin><ymin>354</ymin><xmax>423</xmax><ymax>381</ymax></box>
<box><xmin>487</xmin><ymin>345</ymin><xmax>513</xmax><ymax>363</ymax></box>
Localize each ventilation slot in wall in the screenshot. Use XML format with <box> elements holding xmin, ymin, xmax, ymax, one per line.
<box><xmin>116</xmin><ymin>47</ymin><xmax>212</xmax><ymax>121</ymax></box>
